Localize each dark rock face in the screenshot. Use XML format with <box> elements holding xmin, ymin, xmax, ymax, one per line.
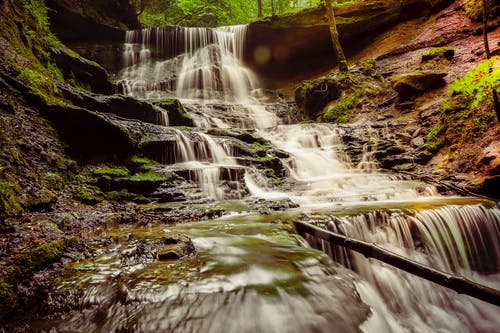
<box><xmin>245</xmin><ymin>0</ymin><xmax>453</xmax><ymax>84</ymax></box>
<box><xmin>46</xmin><ymin>0</ymin><xmax>139</xmax><ymax>72</ymax></box>
<box><xmin>51</xmin><ymin>46</ymin><xmax>113</xmax><ymax>95</ymax></box>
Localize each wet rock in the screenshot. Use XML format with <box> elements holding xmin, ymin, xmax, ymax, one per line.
<box><xmin>60</xmin><ymin>88</ymin><xmax>169</xmax><ymax>126</ymax></box>
<box><xmin>157</xmin><ymin>234</ymin><xmax>196</xmax><ymax>261</ymax></box>
<box><xmin>391</xmin><ymin>70</ymin><xmax>447</xmax><ymax>100</ymax></box>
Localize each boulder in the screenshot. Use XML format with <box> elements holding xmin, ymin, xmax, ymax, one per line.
<box><xmin>391</xmin><ymin>70</ymin><xmax>447</xmax><ymax>99</ymax></box>
<box><xmin>51</xmin><ymin>46</ymin><xmax>113</xmax><ymax>95</ymax></box>
<box><xmin>156</xmin><ymin>234</ymin><xmax>196</xmax><ymax>261</ymax></box>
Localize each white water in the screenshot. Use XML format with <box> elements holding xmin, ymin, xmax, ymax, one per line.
<box><xmin>118</xmin><ymin>24</ymin><xmax>500</xmax><ymax>332</ymax></box>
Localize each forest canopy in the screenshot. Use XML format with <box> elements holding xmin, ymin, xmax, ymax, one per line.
<box><xmin>130</xmin><ymin>0</ymin><xmax>322</xmax><ymax>27</ymax></box>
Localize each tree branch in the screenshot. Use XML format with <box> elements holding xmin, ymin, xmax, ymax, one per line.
<box><xmin>294</xmin><ymin>220</ymin><xmax>500</xmax><ymax>307</ymax></box>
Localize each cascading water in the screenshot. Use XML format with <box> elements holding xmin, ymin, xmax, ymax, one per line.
<box><xmin>114</xmin><ymin>23</ymin><xmax>500</xmax><ymax>332</ymax></box>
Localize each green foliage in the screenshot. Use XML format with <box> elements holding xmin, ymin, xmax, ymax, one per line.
<box><xmin>437</xmin><ymin>57</ymin><xmax>499</xmax><ymax>145</ymax></box>
<box><xmin>434</xmin><ymin>37</ymin><xmax>448</xmax><ymax>47</ymax></box>
<box><xmin>0</xmin><ymin>181</ymin><xmax>21</xmax><ymax>219</ymax></box>
<box><xmin>137</xmin><ymin>0</ymin><xmax>321</xmax><ymax>26</ymax></box>
<box><xmin>320</xmin><ymin>92</ymin><xmax>358</xmax><ymax>123</ymax></box>
<box><xmin>16</xmin><ymin>68</ymin><xmax>58</xmax><ymax>101</ymax></box>
<box><xmin>13</xmin><ymin>240</ymin><xmax>65</xmax><ymax>280</ymax></box>
<box><xmin>18</xmin><ymin>0</ymin><xmax>60</xmax><ymax>51</ymax></box>
<box><xmin>425</xmin><ymin>125</ymin><xmax>444</xmax><ymax>152</ymax></box>
<box><xmin>105</xmin><ymin>190</ymin><xmax>135</xmax><ymax>201</ymax></box>
<box><xmin>449</xmin><ymin>57</ymin><xmax>499</xmax><ymax>110</ymax></box>
<box><xmin>464</xmin><ymin>0</ymin><xmax>500</xmax><ymax>21</ymax></box>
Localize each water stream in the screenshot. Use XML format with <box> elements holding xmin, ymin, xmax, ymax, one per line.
<box><xmin>48</xmin><ymin>24</ymin><xmax>500</xmax><ymax>332</ymax></box>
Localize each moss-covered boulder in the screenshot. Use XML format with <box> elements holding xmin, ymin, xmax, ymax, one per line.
<box><xmin>391</xmin><ymin>70</ymin><xmax>447</xmax><ymax>99</ymax></box>
<box><xmin>295</xmin><ymin>78</ymin><xmax>341</xmax><ymax>118</ymax></box>
<box><xmin>156</xmin><ymin>98</ymin><xmax>194</xmax><ymax>127</ymax></box>
<box><xmin>51</xmin><ymin>46</ymin><xmax>113</xmax><ymax>94</ymax></box>
<box><xmin>421</xmin><ymin>46</ymin><xmax>455</xmax><ymax>62</ymax></box>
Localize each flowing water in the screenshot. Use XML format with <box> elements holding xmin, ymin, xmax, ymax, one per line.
<box><xmin>46</xmin><ymin>25</ymin><xmax>499</xmax><ymax>332</ymax></box>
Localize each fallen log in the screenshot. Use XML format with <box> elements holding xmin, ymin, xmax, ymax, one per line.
<box><xmin>294</xmin><ymin>220</ymin><xmax>500</xmax><ymax>307</ymax></box>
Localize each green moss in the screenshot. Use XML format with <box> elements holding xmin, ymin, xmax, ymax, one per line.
<box><xmin>130</xmin><ymin>156</ymin><xmax>158</xmax><ymax>171</ymax></box>
<box><xmin>434</xmin><ymin>37</ymin><xmax>448</xmax><ymax>47</ymax></box>
<box><xmin>425</xmin><ymin>125</ymin><xmax>444</xmax><ymax>152</ymax></box>
<box><xmin>421</xmin><ymin>46</ymin><xmax>454</xmax><ymax>62</ymax></box>
<box><xmin>320</xmin><ymin>92</ymin><xmax>358</xmax><ymax>123</ymax></box>
<box><xmin>253</xmin><ymin>142</ymin><xmax>270</xmax><ymax>151</ymax></box>
<box><xmin>449</xmin><ymin>57</ymin><xmax>499</xmax><ymax>110</ymax></box>
<box><xmin>74</xmin><ymin>185</ymin><xmax>103</xmax><ymax>204</ymax></box>
<box><xmin>129</xmin><ymin>171</ymin><xmax>163</xmax><ymax>181</ymax></box>
<box><xmin>13</xmin><ymin>240</ymin><xmax>65</xmax><ymax>280</ymax></box>
<box><xmin>159</xmin><ymin>98</ymin><xmax>190</xmax><ymax>119</ymax></box>
<box><xmin>92</xmin><ymin>167</ymin><xmax>130</xmax><ymax>178</ymax></box>
<box><xmin>0</xmin><ymin>181</ymin><xmax>22</xmax><ymax>219</ymax></box>
<box><xmin>105</xmin><ymin>190</ymin><xmax>135</xmax><ymax>202</ymax></box>
<box><xmin>0</xmin><ymin>279</ymin><xmax>15</xmax><ymax>314</ymax></box>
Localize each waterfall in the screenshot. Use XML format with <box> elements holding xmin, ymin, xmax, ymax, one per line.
<box><xmin>118</xmin><ymin>25</ymin><xmax>276</xmax><ymax>128</ymax></box>
<box><xmin>115</xmin><ymin>24</ymin><xmax>500</xmax><ymax>332</ymax></box>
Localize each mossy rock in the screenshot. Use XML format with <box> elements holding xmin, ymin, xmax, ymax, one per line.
<box><xmin>421</xmin><ymin>47</ymin><xmax>454</xmax><ymax>62</ymax></box>
<box><xmin>295</xmin><ymin>77</ymin><xmax>341</xmax><ymax>119</ymax></box>
<box><xmin>92</xmin><ymin>166</ymin><xmax>130</xmax><ymax>178</ymax></box>
<box><xmin>156</xmin><ymin>234</ymin><xmax>196</xmax><ymax>261</ymax></box>
<box><xmin>391</xmin><ymin>70</ymin><xmax>447</xmax><ymax>99</ymax></box>
<box><xmin>74</xmin><ymin>185</ymin><xmax>103</xmax><ymax>204</ymax></box>
<box><xmin>50</xmin><ymin>46</ymin><xmax>113</xmax><ymax>94</ymax></box>
<box><xmin>156</xmin><ymin>98</ymin><xmax>194</xmax><ymax>127</ymax></box>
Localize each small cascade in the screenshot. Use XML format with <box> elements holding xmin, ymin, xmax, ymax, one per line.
<box><xmin>254</xmin><ymin>123</ymin><xmax>437</xmax><ymax>208</ymax></box>
<box><xmin>303</xmin><ymin>203</ymin><xmax>500</xmax><ymax>332</ymax></box>
<box><xmin>154</xmin><ymin>129</ymin><xmax>241</xmax><ymax>200</ymax></box>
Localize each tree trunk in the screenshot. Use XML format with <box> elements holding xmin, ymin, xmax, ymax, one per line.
<box><xmin>258</xmin><ymin>0</ymin><xmax>262</xmax><ymax>18</ymax></box>
<box><xmin>324</xmin><ymin>0</ymin><xmax>348</xmax><ymax>72</ymax></box>
<box><xmin>483</xmin><ymin>0</ymin><xmax>490</xmax><ymax>58</ymax></box>
<box><xmin>271</xmin><ymin>0</ymin><xmax>275</xmax><ymax>17</ymax></box>
<box><xmin>294</xmin><ymin>221</ymin><xmax>500</xmax><ymax>306</ymax></box>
